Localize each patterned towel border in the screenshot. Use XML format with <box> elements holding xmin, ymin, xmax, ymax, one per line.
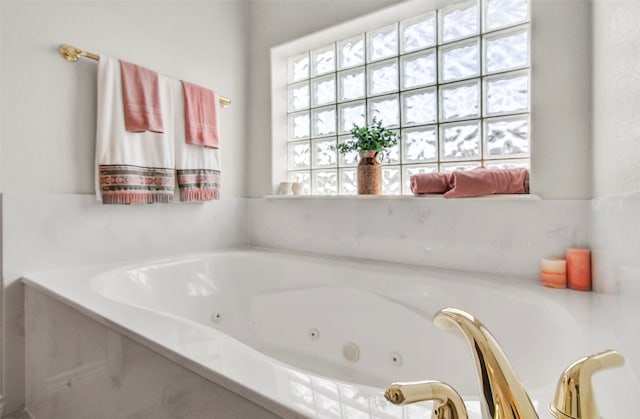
<box><xmin>177</xmin><ymin>169</ymin><xmax>220</xmax><ymax>202</ymax></box>
<box><xmin>99</xmin><ymin>164</ymin><xmax>175</xmax><ymax>204</ymax></box>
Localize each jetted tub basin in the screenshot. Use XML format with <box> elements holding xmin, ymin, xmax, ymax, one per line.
<box><xmin>22</xmin><ymin>249</ymin><xmax>639</xmax><ymax>418</ymax></box>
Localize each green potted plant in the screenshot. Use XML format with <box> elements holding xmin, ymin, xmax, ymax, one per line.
<box><xmin>337</xmin><ymin>117</ymin><xmax>399</xmax><ymax>195</ymax></box>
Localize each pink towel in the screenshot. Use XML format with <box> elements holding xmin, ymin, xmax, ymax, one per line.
<box><xmin>444</xmin><ymin>168</ymin><xmax>529</xmax><ymax>198</ymax></box>
<box><xmin>181</xmin><ymin>81</ymin><xmax>219</xmax><ymax>149</ymax></box>
<box><xmin>410</xmin><ymin>172</ymin><xmax>452</xmax><ymax>194</ymax></box>
<box><xmin>119</xmin><ymin>60</ymin><xmax>164</xmax><ymax>133</ymax></box>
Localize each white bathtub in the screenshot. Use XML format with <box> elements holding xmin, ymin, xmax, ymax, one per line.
<box><xmin>22</xmin><ymin>249</ymin><xmax>639</xmax><ymax>418</ymax></box>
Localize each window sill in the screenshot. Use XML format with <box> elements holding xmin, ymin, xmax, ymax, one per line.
<box><xmin>263</xmin><ymin>194</ymin><xmax>541</xmax><ymax>201</ymax></box>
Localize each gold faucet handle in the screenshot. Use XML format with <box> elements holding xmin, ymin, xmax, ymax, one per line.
<box><xmin>385</xmin><ymin>380</ymin><xmax>468</xmax><ymax>419</ymax></box>
<box><xmin>549</xmin><ymin>349</ymin><xmax>625</xmax><ymax>419</ymax></box>
<box><xmin>587</xmin><ymin>349</ymin><xmax>625</xmax><ymax>370</ymax></box>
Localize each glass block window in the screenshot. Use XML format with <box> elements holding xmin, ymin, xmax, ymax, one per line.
<box><xmin>286</xmin><ymin>0</ymin><xmax>530</xmax><ymax>195</ymax></box>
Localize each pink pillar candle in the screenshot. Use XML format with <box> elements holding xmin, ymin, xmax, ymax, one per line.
<box><xmin>541</xmin><ymin>258</ymin><xmax>567</xmax><ymax>288</ymax></box>
<box><xmin>566</xmin><ymin>248</ymin><xmax>592</xmax><ymax>291</ymax></box>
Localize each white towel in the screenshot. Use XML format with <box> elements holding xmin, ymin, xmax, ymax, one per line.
<box><xmin>172</xmin><ymin>79</ymin><xmax>221</xmax><ymax>201</ymax></box>
<box><xmin>95</xmin><ymin>55</ymin><xmax>175</xmax><ymax>204</ymax></box>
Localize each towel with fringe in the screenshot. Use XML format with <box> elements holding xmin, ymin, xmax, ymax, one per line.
<box><xmin>95</xmin><ymin>55</ymin><xmax>175</xmax><ymax>204</ymax></box>
<box><xmin>181</xmin><ymin>81</ymin><xmax>220</xmax><ymax>149</ymax></box>
<box><xmin>173</xmin><ymin>80</ymin><xmax>221</xmax><ymax>201</ymax></box>
<box><xmin>120</xmin><ymin>60</ymin><xmax>164</xmax><ymax>133</ymax></box>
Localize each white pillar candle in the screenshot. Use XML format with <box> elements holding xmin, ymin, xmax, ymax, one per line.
<box><xmin>541</xmin><ymin>257</ymin><xmax>567</xmax><ymax>288</ymax></box>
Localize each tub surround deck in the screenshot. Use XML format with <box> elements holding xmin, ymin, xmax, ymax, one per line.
<box><xmin>21</xmin><ymin>249</ymin><xmax>640</xmax><ymax>418</ymax></box>
<box><xmin>248</xmin><ymin>197</ymin><xmax>588</xmax><ymax>279</ymax></box>
<box><xmin>0</xmin><ymin>193</ymin><xmax>590</xmax><ymax>416</ymax></box>
<box><xmin>25</xmin><ymin>287</ymin><xmax>282</xmax><ymax>419</ymax></box>
<box><xmin>1</xmin><ymin>193</ymin><xmax>249</xmax><ymax>414</ymax></box>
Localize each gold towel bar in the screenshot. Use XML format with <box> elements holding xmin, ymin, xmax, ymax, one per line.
<box><xmin>59</xmin><ymin>44</ymin><xmax>231</xmax><ymax>108</ymax></box>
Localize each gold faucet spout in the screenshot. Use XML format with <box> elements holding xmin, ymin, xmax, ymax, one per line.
<box><xmin>433</xmin><ymin>308</ymin><xmax>539</xmax><ymax>419</ymax></box>
<box><xmin>385</xmin><ymin>380</ymin><xmax>468</xmax><ymax>419</ymax></box>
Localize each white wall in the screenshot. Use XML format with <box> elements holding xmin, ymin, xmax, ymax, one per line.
<box><xmin>0</xmin><ymin>3</ymin><xmax>3</xmax><ymax>193</ymax></box>
<box><xmin>0</xmin><ymin>1</ymin><xmax>251</xmax><ymax>415</ymax></box>
<box><xmin>590</xmin><ymin>0</ymin><xmax>640</xmax><ymax>385</ymax></box>
<box><xmin>254</xmin><ymin>0</ymin><xmax>593</xmax><ymax>198</ymax></box>
<box><xmin>591</xmin><ymin>0</ymin><xmax>640</xmax><ymax>298</ymax></box>
<box><xmin>529</xmin><ymin>0</ymin><xmax>592</xmax><ymax>198</ymax></box>
<box><xmin>0</xmin><ymin>0</ymin><xmax>249</xmax><ymax>197</ymax></box>
<box><xmin>592</xmin><ymin>0</ymin><xmax>640</xmax><ymax>199</ymax></box>
<box><xmin>247</xmin><ymin>0</ymin><xmax>404</xmax><ymax>197</ymax></box>
<box><xmin>2</xmin><ymin>0</ymin><xmax>639</xmax><ymax>414</ymax></box>
<box><xmin>2</xmin><ymin>193</ymin><xmax>249</xmax><ymax>415</ymax></box>
<box><xmin>249</xmin><ymin>196</ymin><xmax>589</xmax><ymax>279</ymax></box>
<box><xmin>251</xmin><ymin>0</ymin><xmax>594</xmax><ymax>284</ymax></box>
<box><xmin>0</xmin><ymin>4</ymin><xmax>4</xmax><ymax>413</ymax></box>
